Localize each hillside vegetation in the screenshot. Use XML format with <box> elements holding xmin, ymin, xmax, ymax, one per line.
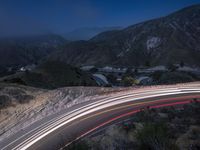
<box><xmin>68</xmin><ymin>101</ymin><xmax>200</xmax><ymax>150</ymax></box>
<box><xmin>2</xmin><ymin>61</ymin><xmax>97</xmax><ymax>89</ymax></box>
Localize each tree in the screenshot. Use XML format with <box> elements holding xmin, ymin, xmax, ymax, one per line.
<box><xmin>125</xmin><ymin>67</ymin><xmax>132</xmax><ymax>76</ymax></box>
<box><xmin>134</xmin><ymin>68</ymin><xmax>138</xmax><ymax>74</ymax></box>
<box><xmin>107</xmin><ymin>74</ymin><xmax>117</xmax><ymax>84</ymax></box>
<box><xmin>145</xmin><ymin>60</ymin><xmax>151</xmax><ymax>67</ymax></box>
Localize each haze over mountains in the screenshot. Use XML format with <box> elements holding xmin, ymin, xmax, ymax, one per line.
<box><xmin>63</xmin><ymin>26</ymin><xmax>122</xmax><ymax>41</ymax></box>
<box><xmin>0</xmin><ymin>34</ymin><xmax>65</xmax><ymax>68</ymax></box>
<box><xmin>48</xmin><ymin>4</ymin><xmax>200</xmax><ymax>67</ymax></box>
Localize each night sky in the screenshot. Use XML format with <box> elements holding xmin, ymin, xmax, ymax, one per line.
<box><xmin>0</xmin><ymin>0</ymin><xmax>200</xmax><ymax>37</ymax></box>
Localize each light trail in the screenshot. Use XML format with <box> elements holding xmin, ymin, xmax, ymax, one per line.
<box><xmin>0</xmin><ymin>85</ymin><xmax>200</xmax><ymax>150</ymax></box>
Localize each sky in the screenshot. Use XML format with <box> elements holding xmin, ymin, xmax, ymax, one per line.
<box><xmin>0</xmin><ymin>0</ymin><xmax>200</xmax><ymax>37</ymax></box>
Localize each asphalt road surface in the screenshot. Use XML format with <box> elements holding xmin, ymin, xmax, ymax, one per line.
<box><xmin>1</xmin><ymin>84</ymin><xmax>200</xmax><ymax>150</ymax></box>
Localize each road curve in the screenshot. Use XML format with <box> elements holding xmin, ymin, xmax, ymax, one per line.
<box><xmin>1</xmin><ymin>84</ymin><xmax>200</xmax><ymax>150</ymax></box>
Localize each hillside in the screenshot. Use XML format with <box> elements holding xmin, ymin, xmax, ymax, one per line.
<box><xmin>0</xmin><ymin>83</ymin><xmax>133</xmax><ymax>142</ymax></box>
<box><xmin>2</xmin><ymin>61</ymin><xmax>97</xmax><ymax>89</ymax></box>
<box><xmin>0</xmin><ymin>34</ymin><xmax>66</xmax><ymax>70</ymax></box>
<box><xmin>47</xmin><ymin>4</ymin><xmax>200</xmax><ymax>67</ymax></box>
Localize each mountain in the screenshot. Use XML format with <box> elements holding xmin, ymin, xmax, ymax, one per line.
<box><xmin>63</xmin><ymin>27</ymin><xmax>122</xmax><ymax>41</ymax></box>
<box><xmin>2</xmin><ymin>60</ymin><xmax>97</xmax><ymax>89</ymax></box>
<box><xmin>48</xmin><ymin>4</ymin><xmax>200</xmax><ymax>67</ymax></box>
<box><xmin>0</xmin><ymin>34</ymin><xmax>66</xmax><ymax>69</ymax></box>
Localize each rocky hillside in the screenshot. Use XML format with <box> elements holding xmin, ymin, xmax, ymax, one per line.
<box><xmin>48</xmin><ymin>4</ymin><xmax>200</xmax><ymax>67</ymax></box>
<box><xmin>0</xmin><ymin>83</ymin><xmax>133</xmax><ymax>142</ymax></box>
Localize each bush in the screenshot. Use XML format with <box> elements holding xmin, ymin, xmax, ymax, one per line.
<box><xmin>158</xmin><ymin>72</ymin><xmax>194</xmax><ymax>84</ymax></box>
<box><xmin>6</xmin><ymin>88</ymin><xmax>26</xmax><ymax>96</ymax></box>
<box><xmin>0</xmin><ymin>95</ymin><xmax>11</xmax><ymax>108</ymax></box>
<box><xmin>152</xmin><ymin>71</ymin><xmax>164</xmax><ymax>81</ymax></box>
<box><xmin>107</xmin><ymin>74</ymin><xmax>117</xmax><ymax>84</ymax></box>
<box><xmin>167</xmin><ymin>64</ymin><xmax>178</xmax><ymax>72</ymax></box>
<box><xmin>136</xmin><ymin>123</ymin><xmax>179</xmax><ymax>150</ymax></box>
<box><xmin>122</xmin><ymin>76</ymin><xmax>135</xmax><ymax>86</ymax></box>
<box><xmin>4</xmin><ymin>78</ymin><xmax>27</xmax><ymax>85</ymax></box>
<box><xmin>14</xmin><ymin>94</ymin><xmax>34</xmax><ymax>104</ymax></box>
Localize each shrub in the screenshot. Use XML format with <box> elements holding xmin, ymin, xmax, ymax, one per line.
<box><xmin>4</xmin><ymin>78</ymin><xmax>27</xmax><ymax>85</ymax></box>
<box><xmin>152</xmin><ymin>71</ymin><xmax>163</xmax><ymax>81</ymax></box>
<box><xmin>14</xmin><ymin>94</ymin><xmax>34</xmax><ymax>104</ymax></box>
<box><xmin>0</xmin><ymin>95</ymin><xmax>11</xmax><ymax>108</ymax></box>
<box><xmin>6</xmin><ymin>88</ymin><xmax>26</xmax><ymax>96</ymax></box>
<box><xmin>122</xmin><ymin>76</ymin><xmax>135</xmax><ymax>86</ymax></box>
<box><xmin>158</xmin><ymin>72</ymin><xmax>194</xmax><ymax>84</ymax></box>
<box><xmin>136</xmin><ymin>123</ymin><xmax>179</xmax><ymax>150</ymax></box>
<box><xmin>167</xmin><ymin>64</ymin><xmax>178</xmax><ymax>72</ymax></box>
<box><xmin>107</xmin><ymin>74</ymin><xmax>117</xmax><ymax>84</ymax></box>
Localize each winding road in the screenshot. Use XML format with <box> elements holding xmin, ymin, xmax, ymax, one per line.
<box><xmin>1</xmin><ymin>83</ymin><xmax>200</xmax><ymax>150</ymax></box>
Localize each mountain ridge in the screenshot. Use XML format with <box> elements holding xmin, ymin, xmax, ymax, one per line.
<box><xmin>0</xmin><ymin>34</ymin><xmax>66</xmax><ymax>69</ymax></box>
<box><xmin>63</xmin><ymin>26</ymin><xmax>122</xmax><ymax>41</ymax></box>
<box><xmin>48</xmin><ymin>4</ymin><xmax>200</xmax><ymax>67</ymax></box>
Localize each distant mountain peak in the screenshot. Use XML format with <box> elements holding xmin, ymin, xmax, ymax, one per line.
<box><xmin>45</xmin><ymin>4</ymin><xmax>200</xmax><ymax>67</ymax></box>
